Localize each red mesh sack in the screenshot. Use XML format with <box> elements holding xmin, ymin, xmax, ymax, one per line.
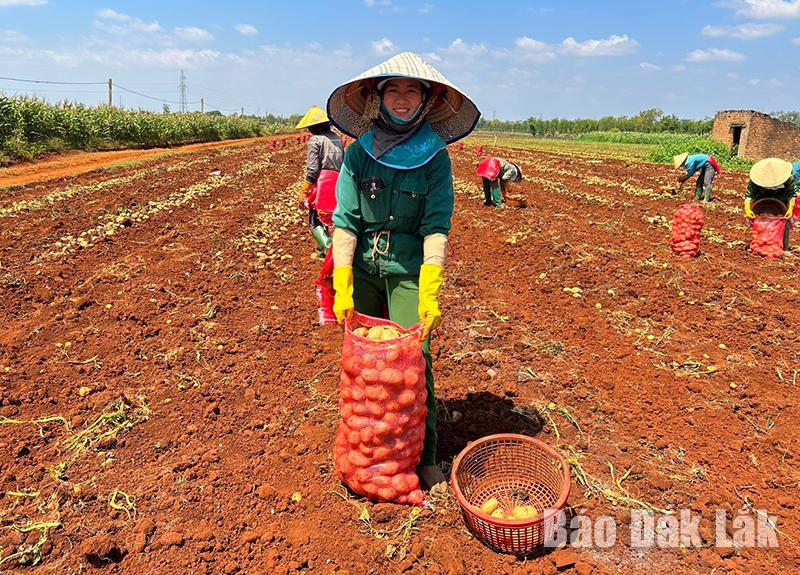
<box><xmin>334</xmin><ymin>312</ymin><xmax>427</xmax><ymax>506</ymax></box>
<box><xmin>670</xmin><ymin>203</ymin><xmax>704</xmax><ymax>258</ymax></box>
<box><xmin>750</xmin><ymin>217</ymin><xmax>787</xmax><ymax>258</ymax></box>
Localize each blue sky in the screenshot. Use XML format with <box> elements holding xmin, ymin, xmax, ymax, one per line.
<box><xmin>1</xmin><ymin>0</ymin><xmax>799</xmax><ymax>120</ymax></box>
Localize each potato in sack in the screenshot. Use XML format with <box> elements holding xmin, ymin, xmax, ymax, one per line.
<box><xmin>670</xmin><ymin>203</ymin><xmax>704</xmax><ymax>258</ymax></box>
<box><xmin>335</xmin><ymin>312</ymin><xmax>428</xmax><ymax>505</ymax></box>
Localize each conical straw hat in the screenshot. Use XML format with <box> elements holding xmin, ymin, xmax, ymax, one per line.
<box><xmin>750</xmin><ymin>158</ymin><xmax>792</xmax><ymax>188</ymax></box>
<box><xmin>326</xmin><ymin>51</ymin><xmax>480</xmax><ymax>144</ymax></box>
<box><xmin>673</xmin><ymin>152</ymin><xmax>689</xmax><ymax>169</ymax></box>
<box><xmin>295</xmin><ymin>105</ymin><xmax>329</xmax><ymax>129</ymax></box>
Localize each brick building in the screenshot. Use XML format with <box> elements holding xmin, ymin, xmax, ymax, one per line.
<box><xmin>712</xmin><ymin>110</ymin><xmax>800</xmax><ymax>161</ymax></box>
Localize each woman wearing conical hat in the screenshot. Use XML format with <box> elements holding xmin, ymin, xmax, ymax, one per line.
<box><xmin>745</xmin><ymin>158</ymin><xmax>798</xmax><ymax>250</ymax></box>
<box><xmin>296</xmin><ymin>105</ymin><xmax>344</xmax><ymax>260</ymax></box>
<box><xmin>327</xmin><ymin>52</ymin><xmax>480</xmax><ymax>492</ymax></box>
<box><xmin>673</xmin><ymin>152</ymin><xmax>720</xmax><ymax>202</ymax></box>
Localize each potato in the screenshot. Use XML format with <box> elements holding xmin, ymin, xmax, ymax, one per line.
<box><xmin>367</xmin><ymin>326</ymin><xmax>385</xmax><ymax>341</ymax></box>
<box><xmin>490</xmin><ymin>508</ymin><xmax>506</xmax><ymax>519</ymax></box>
<box><xmin>380</xmin><ymin>327</ymin><xmax>401</xmax><ymax>340</ymax></box>
<box><xmin>510</xmin><ymin>505</ymin><xmax>539</xmax><ymax>519</ymax></box>
<box><xmin>353</xmin><ymin>327</ymin><xmax>369</xmax><ymax>337</ymax></box>
<box><xmin>480</xmin><ymin>497</ymin><xmax>500</xmax><ymax>515</ymax></box>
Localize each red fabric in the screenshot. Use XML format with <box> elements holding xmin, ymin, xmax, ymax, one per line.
<box><xmin>314</xmin><ymin>169</ymin><xmax>339</xmax><ymax>213</ymax></box>
<box><xmin>707</xmin><ymin>156</ymin><xmax>721</xmax><ymax>175</ymax></box>
<box><xmin>476</xmin><ymin>157</ymin><xmax>501</xmax><ymax>179</ymax></box>
<box><xmin>335</xmin><ymin>312</ymin><xmax>427</xmax><ymax>506</ymax></box>
<box><xmin>315</xmin><ymin>249</ymin><xmax>336</xmax><ymax>325</ymax></box>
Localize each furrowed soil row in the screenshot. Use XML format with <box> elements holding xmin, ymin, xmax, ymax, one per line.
<box><xmin>0</xmin><ymin>140</ymin><xmax>798</xmax><ymax>575</ymax></box>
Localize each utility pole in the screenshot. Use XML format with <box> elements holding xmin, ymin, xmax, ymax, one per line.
<box><xmin>108</xmin><ymin>78</ymin><xmax>112</xmax><ymax>107</ymax></box>
<box><xmin>178</xmin><ymin>70</ymin><xmax>188</xmax><ymax>113</ymax></box>
<box><xmin>200</xmin><ymin>98</ymin><xmax>204</xmax><ymax>114</ymax></box>
<box><xmin>241</xmin><ymin>106</ymin><xmax>244</xmax><ymax>117</ymax></box>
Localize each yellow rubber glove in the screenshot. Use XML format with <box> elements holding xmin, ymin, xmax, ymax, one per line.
<box><xmin>332</xmin><ymin>266</ymin><xmax>354</xmax><ymax>325</ymax></box>
<box><xmin>297</xmin><ymin>181</ymin><xmax>312</xmax><ymax>204</ymax></box>
<box><xmin>418</xmin><ymin>263</ymin><xmax>444</xmax><ymax>340</ymax></box>
<box><xmin>744</xmin><ymin>198</ymin><xmax>754</xmax><ymax>219</ymax></box>
<box><xmin>786</xmin><ymin>197</ymin><xmax>796</xmax><ymax>218</ymax></box>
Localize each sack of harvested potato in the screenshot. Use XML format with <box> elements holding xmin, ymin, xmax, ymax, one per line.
<box><xmin>334</xmin><ymin>312</ymin><xmax>427</xmax><ymax>505</ymax></box>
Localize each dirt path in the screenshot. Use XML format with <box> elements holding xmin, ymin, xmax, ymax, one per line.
<box><xmin>0</xmin><ymin>136</ymin><xmax>285</xmax><ymax>190</ymax></box>
<box><xmin>0</xmin><ymin>139</ymin><xmax>798</xmax><ymax>575</ymax></box>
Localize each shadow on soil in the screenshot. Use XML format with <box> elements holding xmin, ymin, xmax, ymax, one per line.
<box><xmin>436</xmin><ymin>390</ymin><xmax>546</xmax><ymax>467</ymax></box>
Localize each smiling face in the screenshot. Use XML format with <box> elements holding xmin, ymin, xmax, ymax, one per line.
<box><xmin>381</xmin><ymin>78</ymin><xmax>424</xmax><ymax>120</ymax></box>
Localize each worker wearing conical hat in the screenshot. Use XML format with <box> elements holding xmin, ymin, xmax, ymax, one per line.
<box><xmin>327</xmin><ymin>52</ymin><xmax>480</xmax><ymax>493</ymax></box>
<box><xmin>745</xmin><ymin>158</ymin><xmax>798</xmax><ymax>250</ymax></box>
<box><xmin>673</xmin><ymin>152</ymin><xmax>720</xmax><ymax>202</ymax></box>
<box><xmin>476</xmin><ymin>156</ymin><xmax>522</xmax><ymax>207</ymax></box>
<box><xmin>296</xmin><ymin>105</ymin><xmax>344</xmax><ymax>260</ymax></box>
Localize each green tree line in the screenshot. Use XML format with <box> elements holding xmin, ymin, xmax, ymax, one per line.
<box><xmin>478</xmin><ymin>109</ymin><xmax>713</xmax><ymax>136</ymax></box>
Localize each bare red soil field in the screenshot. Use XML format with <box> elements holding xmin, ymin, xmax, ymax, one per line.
<box><xmin>1</xmin><ymin>138</ymin><xmax>798</xmax><ymax>575</ymax></box>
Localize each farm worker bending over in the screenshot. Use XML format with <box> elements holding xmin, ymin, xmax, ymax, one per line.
<box><xmin>673</xmin><ymin>152</ymin><xmax>720</xmax><ymax>202</ymax></box>
<box><xmin>744</xmin><ymin>158</ymin><xmax>798</xmax><ymax>250</ymax></box>
<box><xmin>476</xmin><ymin>157</ymin><xmax>522</xmax><ymax>207</ymax></box>
<box><xmin>296</xmin><ymin>105</ymin><xmax>344</xmax><ymax>260</ymax></box>
<box><xmin>327</xmin><ymin>52</ymin><xmax>480</xmax><ymax>492</ymax></box>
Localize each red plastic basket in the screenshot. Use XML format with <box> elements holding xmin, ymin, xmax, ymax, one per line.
<box><xmin>451</xmin><ymin>434</ymin><xmax>570</xmax><ymax>554</ymax></box>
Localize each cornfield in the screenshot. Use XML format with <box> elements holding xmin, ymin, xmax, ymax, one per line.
<box><xmin>0</xmin><ymin>96</ymin><xmax>274</xmax><ymax>164</ymax></box>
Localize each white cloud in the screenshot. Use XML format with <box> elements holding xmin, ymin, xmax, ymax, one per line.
<box><xmin>0</xmin><ymin>29</ymin><xmax>29</xmax><ymax>43</ymax></box>
<box><xmin>0</xmin><ymin>0</ymin><xmax>46</xmax><ymax>5</ymax></box>
<box><xmin>124</xmin><ymin>48</ymin><xmax>220</xmax><ymax>68</ymax></box>
<box><xmin>371</xmin><ymin>37</ymin><xmax>398</xmax><ymax>56</ymax></box>
<box><xmin>702</xmin><ymin>22</ymin><xmax>783</xmax><ymax>38</ymax></box>
<box><xmin>686</xmin><ymin>48</ymin><xmax>745</xmax><ymax>61</ymax></box>
<box><xmin>512</xmin><ymin>37</ymin><xmax>557</xmax><ymax>62</ymax></box>
<box><xmin>792</xmin><ymin>36</ymin><xmax>800</xmax><ymax>43</ymax></box>
<box><xmin>235</xmin><ymin>24</ymin><xmax>258</xmax><ymax>36</ymax></box>
<box><xmin>639</xmin><ymin>62</ymin><xmax>661</xmax><ymax>71</ymax></box>
<box><xmin>561</xmin><ymin>34</ymin><xmax>638</xmax><ymax>56</ymax></box>
<box><xmin>673</xmin><ymin>64</ymin><xmax>687</xmax><ymax>71</ymax></box>
<box><xmin>727</xmin><ymin>72</ymin><xmax>742</xmax><ymax>79</ymax></box>
<box><xmin>419</xmin><ymin>3</ymin><xmax>433</xmax><ymax>13</ymax></box>
<box><xmin>515</xmin><ymin>37</ymin><xmax>548</xmax><ymax>51</ymax></box>
<box><xmin>174</xmin><ymin>26</ymin><xmax>213</xmax><ymax>42</ymax></box>
<box><xmin>93</xmin><ymin>9</ymin><xmax>162</xmax><ymax>35</ymax></box>
<box><xmin>96</xmin><ymin>8</ymin><xmax>128</xmax><ymax>20</ymax></box>
<box><xmin>743</xmin><ymin>77</ymin><xmax>783</xmax><ymax>87</ymax></box>
<box><xmin>732</xmin><ymin>0</ymin><xmax>800</xmax><ymax>18</ymax></box>
<box><xmin>364</xmin><ymin>0</ymin><xmax>398</xmax><ymax>9</ymax></box>
<box><xmin>446</xmin><ymin>38</ymin><xmax>487</xmax><ymax>56</ymax></box>
<box><xmin>0</xmin><ymin>45</ymin><xmax>219</xmax><ymax>68</ymax></box>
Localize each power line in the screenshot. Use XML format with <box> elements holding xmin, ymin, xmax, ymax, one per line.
<box><xmin>0</xmin><ymin>87</ymin><xmax>107</xmax><ymax>94</ymax></box>
<box><xmin>0</xmin><ymin>75</ymin><xmax>107</xmax><ymax>86</ymax></box>
<box><xmin>113</xmin><ymin>82</ymin><xmax>199</xmax><ymax>106</ymax></box>
<box><xmin>0</xmin><ymin>74</ymin><xmax>240</xmax><ymax>112</ymax></box>
<box><xmin>203</xmin><ymin>101</ymin><xmax>241</xmax><ymax>114</ymax></box>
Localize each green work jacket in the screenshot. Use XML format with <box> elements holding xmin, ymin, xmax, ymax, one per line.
<box><xmin>332</xmin><ymin>140</ymin><xmax>453</xmax><ymax>278</ymax></box>
<box><xmin>746</xmin><ymin>178</ymin><xmax>798</xmax><ymax>207</ymax></box>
